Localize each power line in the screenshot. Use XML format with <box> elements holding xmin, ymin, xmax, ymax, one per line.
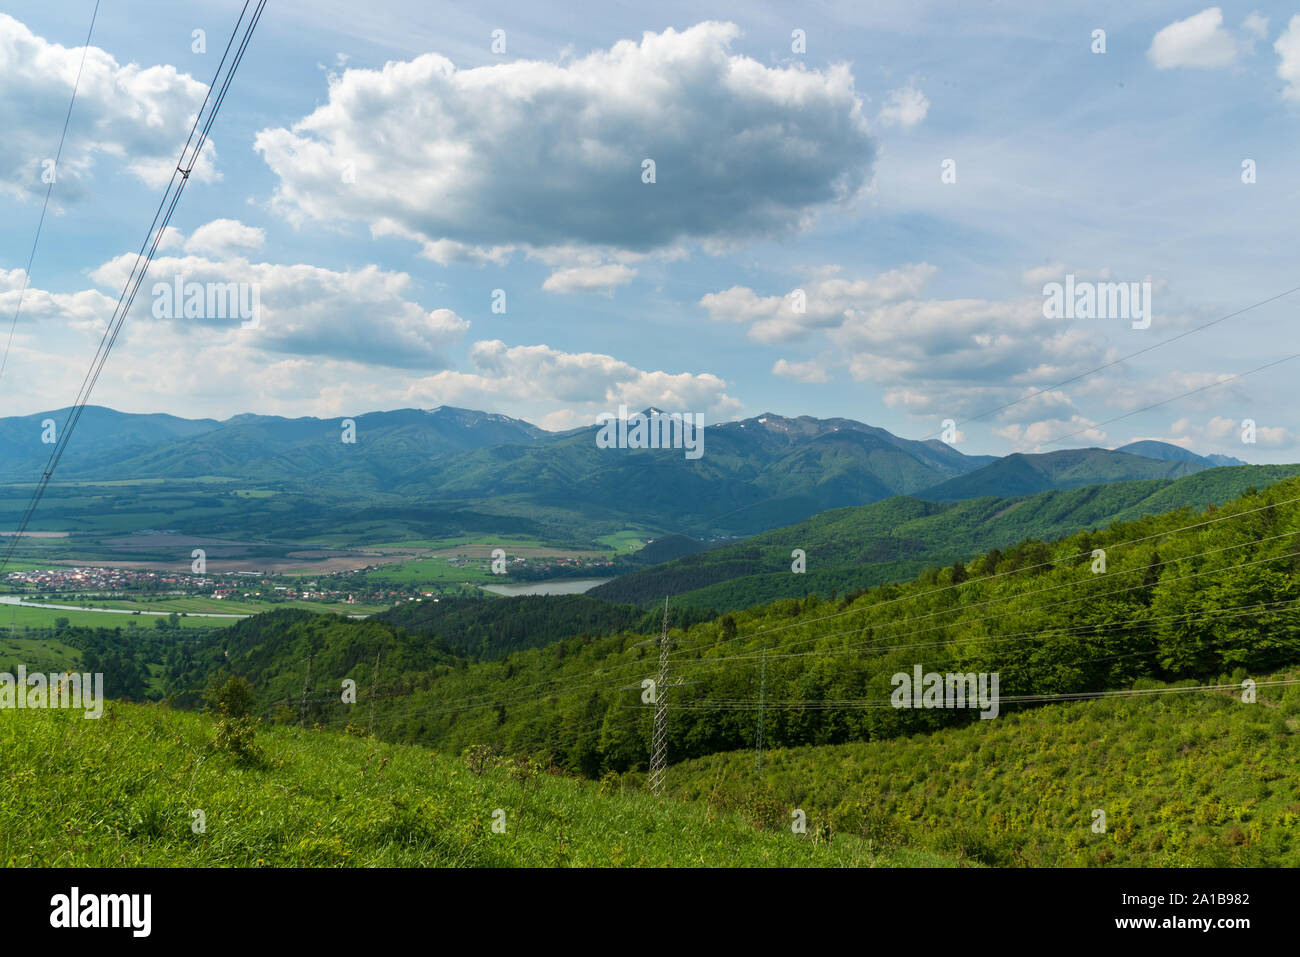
<box><xmin>673</xmin><ymin>489</ymin><xmax>1300</xmax><ymax>658</ymax></box>
<box><xmin>257</xmin><ymin>497</ymin><xmax>1300</xmax><ymax>732</ymax></box>
<box><xmin>276</xmin><ymin>593</ymin><xmax>1299</xmax><ymax>751</ymax></box>
<box><xmin>0</xmin><ymin>0</ymin><xmax>101</xmax><ymax>387</ymax></box>
<box><xmin>278</xmin><ymin>563</ymin><xmax>1300</xmax><ymax>741</ymax></box>
<box><xmin>0</xmin><ymin>0</ymin><xmax>266</xmax><ymax>579</ymax></box>
<box><xmin>1042</xmin><ymin>352</ymin><xmax>1300</xmax><ymax>447</ymax></box>
<box><xmin>672</xmin><ymin>541</ymin><xmax>1300</xmax><ymax>672</ymax></box>
<box><xmin>919</xmin><ymin>282</ymin><xmax>1300</xmax><ymax>440</ymax></box>
<box><xmin>692</xmin><ymin>285</ymin><xmax>1300</xmax><ymax>531</ymax></box>
<box><xmin>663</xmin><ymin>677</ymin><xmax>1300</xmax><ymax>711</ymax></box>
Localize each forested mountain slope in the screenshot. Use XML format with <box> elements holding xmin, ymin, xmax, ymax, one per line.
<box><xmin>591</xmin><ymin>465</ymin><xmax>1300</xmax><ymax>611</ymax></box>
<box><xmin>178</xmin><ymin>478</ymin><xmax>1300</xmax><ymax>780</ymax></box>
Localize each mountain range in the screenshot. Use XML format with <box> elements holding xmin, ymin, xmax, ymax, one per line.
<box><xmin>0</xmin><ymin>405</ymin><xmax>1252</xmax><ymax>539</ymax></box>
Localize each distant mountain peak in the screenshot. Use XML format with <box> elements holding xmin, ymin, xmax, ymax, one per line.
<box><xmin>424</xmin><ymin>406</ymin><xmax>540</xmax><ymax>430</ymax></box>
<box><xmin>1115</xmin><ymin>440</ymin><xmax>1244</xmax><ymax>468</ymax></box>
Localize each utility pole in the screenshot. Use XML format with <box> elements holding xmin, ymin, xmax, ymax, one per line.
<box><xmin>648</xmin><ymin>596</ymin><xmax>671</xmax><ymax>796</ymax></box>
<box><xmin>368</xmin><ymin>648</ymin><xmax>381</xmax><ymax>733</ymax></box>
<box><xmin>754</xmin><ymin>641</ymin><xmax>767</xmax><ymax>772</ymax></box>
<box><xmin>300</xmin><ymin>652</ymin><xmax>312</xmax><ymax>728</ymax></box>
<box><xmin>621</xmin><ymin>596</ymin><xmax>696</xmax><ymax>797</ymax></box>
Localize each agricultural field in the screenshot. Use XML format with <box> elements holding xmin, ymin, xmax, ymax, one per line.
<box><xmin>70</xmin><ymin>597</ymin><xmax>385</xmax><ymax>616</ymax></box>
<box><xmin>363</xmin><ymin>556</ymin><xmax>497</xmax><ymax>585</ymax></box>
<box><xmin>0</xmin><ymin>603</ymin><xmax>219</xmax><ymax>631</ymax></box>
<box><xmin>595</xmin><ymin>530</ymin><xmax>652</xmax><ymax>554</ymax></box>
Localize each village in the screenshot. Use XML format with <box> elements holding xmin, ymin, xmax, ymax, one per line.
<box><xmin>0</xmin><ymin>565</ymin><xmax>363</xmax><ymax>605</ymax></box>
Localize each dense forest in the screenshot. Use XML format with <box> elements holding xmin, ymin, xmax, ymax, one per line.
<box><xmin>173</xmin><ymin>477</ymin><xmax>1300</xmax><ymax>781</ymax></box>
<box><xmin>373</xmin><ymin>594</ymin><xmax>714</xmax><ymax>658</ymax></box>
<box><xmin>5</xmin><ymin>622</ymin><xmax>179</xmax><ymax>700</ymax></box>
<box><xmin>590</xmin><ymin>464</ymin><xmax>1300</xmax><ymax>610</ymax></box>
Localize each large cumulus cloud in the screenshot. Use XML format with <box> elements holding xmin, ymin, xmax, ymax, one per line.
<box><xmin>254</xmin><ymin>21</ymin><xmax>874</xmax><ymax>263</ymax></box>
<box><xmin>0</xmin><ymin>14</ymin><xmax>215</xmax><ymax>202</ymax></box>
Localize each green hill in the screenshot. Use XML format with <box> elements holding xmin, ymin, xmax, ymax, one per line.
<box><xmin>372</xmin><ymin>594</ymin><xmax>714</xmax><ymax>660</ymax></box>
<box><xmin>591</xmin><ymin>465</ymin><xmax>1300</xmax><ymax>611</ymax></box>
<box><xmin>661</xmin><ymin>668</ymin><xmax>1300</xmax><ymax>867</ymax></box>
<box><xmin>0</xmin><ymin>700</ymin><xmax>949</xmax><ymax>867</ymax></box>
<box><xmin>917</xmin><ymin>448</ymin><xmax>1210</xmax><ymax>501</ymax></box>
<box><xmin>180</xmin><ymin>476</ymin><xmax>1300</xmax><ymax>783</ymax></box>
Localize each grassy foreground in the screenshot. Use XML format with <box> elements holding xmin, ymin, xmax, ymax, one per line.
<box><xmin>0</xmin><ymin>702</ymin><xmax>952</xmax><ymax>867</ymax></box>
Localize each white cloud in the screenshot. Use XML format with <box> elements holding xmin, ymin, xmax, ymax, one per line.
<box><xmin>541</xmin><ymin>264</ymin><xmax>637</xmax><ymax>294</ymax></box>
<box><xmin>369</xmin><ymin>220</ymin><xmax>514</xmax><ymax>266</ymax></box>
<box><xmin>1166</xmin><ymin>415</ymin><xmax>1294</xmax><ymax>450</ymax></box>
<box><xmin>1075</xmin><ymin>369</ymin><xmax>1246</xmax><ymax>414</ymax></box>
<box><xmin>154</xmin><ymin>226</ymin><xmax>186</xmax><ymax>253</ymax></box>
<box><xmin>255</xmin><ymin>22</ymin><xmax>874</xmax><ymax>263</ymax></box>
<box><xmin>404</xmin><ymin>340</ymin><xmax>742</xmax><ymax>420</ymax></box>
<box><xmin>772</xmin><ymin>358</ymin><xmax>831</xmax><ymax>383</ymax></box>
<box><xmin>700</xmin><ymin>263</ymin><xmax>936</xmax><ymax>343</ymax></box>
<box><xmin>992</xmin><ymin>416</ymin><xmax>1107</xmax><ymax>451</ymax></box>
<box><xmin>993</xmin><ymin>388</ymin><xmax>1076</xmax><ymax>422</ymax></box>
<box><xmin>1020</xmin><ymin>263</ymin><xmax>1067</xmax><ymax>288</ymax></box>
<box><xmin>2</xmin><ymin>232</ymin><xmax>741</xmax><ymax>425</ymax></box>
<box><xmin>185</xmin><ymin>219</ymin><xmax>266</xmax><ymax>258</ymax></box>
<box><xmin>1242</xmin><ymin>11</ymin><xmax>1270</xmax><ymax>45</ymax></box>
<box><xmin>0</xmin><ymin>266</ymin><xmax>116</xmax><ymax>330</ymax></box>
<box><xmin>877</xmin><ymin>83</ymin><xmax>929</xmax><ymax>128</ymax></box>
<box><xmin>0</xmin><ymin>14</ymin><xmax>215</xmax><ymax>203</ymax></box>
<box><xmin>701</xmin><ymin>261</ymin><xmax>1167</xmax><ymax>422</ymax></box>
<box><xmin>1147</xmin><ymin>8</ymin><xmax>1239</xmax><ymax>70</ymax></box>
<box><xmin>835</xmin><ymin>295</ymin><xmax>1114</xmax><ymax>418</ymax></box>
<box><xmin>1276</xmin><ymin>16</ymin><xmax>1300</xmax><ymax>100</ymax></box>
<box><xmin>86</xmin><ymin>246</ymin><xmax>468</xmax><ymax>369</ymax></box>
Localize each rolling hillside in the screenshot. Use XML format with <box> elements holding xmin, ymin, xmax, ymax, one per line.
<box><xmin>372</xmin><ymin>594</ymin><xmax>715</xmax><ymax>659</ymax></box>
<box><xmin>177</xmin><ymin>476</ymin><xmax>1300</xmax><ymax>781</ymax></box>
<box><xmin>1116</xmin><ymin>439</ymin><xmax>1246</xmax><ymax>468</ymax></box>
<box><xmin>590</xmin><ymin>464</ymin><xmax>1300</xmax><ymax>610</ymax></box>
<box><xmin>2</xmin><ymin>701</ymin><xmax>947</xmax><ymax>867</ymax></box>
<box><xmin>917</xmin><ymin>448</ymin><xmax>1212</xmax><ymax>502</ymax></box>
<box><xmin>662</xmin><ymin>667</ymin><xmax>1300</xmax><ymax>866</ymax></box>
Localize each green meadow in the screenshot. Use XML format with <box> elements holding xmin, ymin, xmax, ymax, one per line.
<box><xmin>0</xmin><ymin>604</ymin><xmax>218</xmax><ymax>631</ymax></box>
<box><xmin>0</xmin><ymin>701</ymin><xmax>953</xmax><ymax>868</ymax></box>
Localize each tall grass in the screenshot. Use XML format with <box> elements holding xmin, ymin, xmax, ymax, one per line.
<box><xmin>0</xmin><ymin>702</ymin><xmax>951</xmax><ymax>867</ymax></box>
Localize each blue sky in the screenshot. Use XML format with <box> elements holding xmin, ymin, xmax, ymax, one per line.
<box><xmin>1</xmin><ymin>0</ymin><xmax>1298</xmax><ymax>462</ymax></box>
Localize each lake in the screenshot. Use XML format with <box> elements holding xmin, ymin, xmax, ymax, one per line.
<box><xmin>479</xmin><ymin>578</ymin><xmax>612</xmax><ymax>597</ymax></box>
